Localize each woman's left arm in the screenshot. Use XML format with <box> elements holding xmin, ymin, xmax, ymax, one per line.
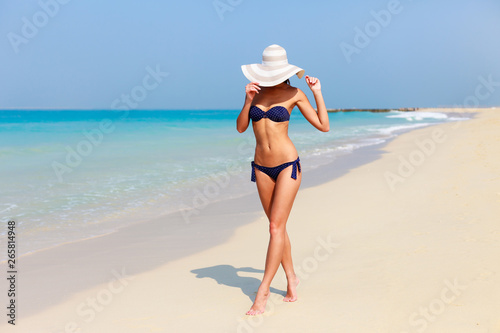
<box><xmin>296</xmin><ymin>76</ymin><xmax>330</xmax><ymax>132</ymax></box>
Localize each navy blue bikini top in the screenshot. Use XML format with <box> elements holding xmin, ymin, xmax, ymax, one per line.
<box><xmin>249</xmin><ymin>105</ymin><xmax>290</xmax><ymax>123</ymax></box>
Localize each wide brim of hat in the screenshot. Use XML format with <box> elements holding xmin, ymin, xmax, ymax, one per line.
<box><xmin>241</xmin><ymin>63</ymin><xmax>305</xmax><ymax>87</ymax></box>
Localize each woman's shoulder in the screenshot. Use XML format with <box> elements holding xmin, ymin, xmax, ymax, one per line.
<box><xmin>282</xmin><ymin>85</ymin><xmax>303</xmax><ymax>95</ymax></box>
<box><xmin>287</xmin><ymin>86</ymin><xmax>307</xmax><ymax>102</ymax></box>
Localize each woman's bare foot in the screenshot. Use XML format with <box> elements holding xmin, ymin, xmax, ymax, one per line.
<box><xmin>283</xmin><ymin>276</ymin><xmax>299</xmax><ymax>302</ymax></box>
<box><xmin>246</xmin><ymin>288</ymin><xmax>270</xmax><ymax>315</ymax></box>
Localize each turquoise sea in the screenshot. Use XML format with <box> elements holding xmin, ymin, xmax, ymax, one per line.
<box><xmin>0</xmin><ymin>109</ymin><xmax>469</xmax><ymax>258</ymax></box>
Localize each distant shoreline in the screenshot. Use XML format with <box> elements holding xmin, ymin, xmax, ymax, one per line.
<box><xmin>327</xmin><ymin>108</ymin><xmax>416</xmax><ymax>113</ymax></box>
<box><xmin>326</xmin><ymin>107</ymin><xmax>496</xmax><ymax>113</ymax></box>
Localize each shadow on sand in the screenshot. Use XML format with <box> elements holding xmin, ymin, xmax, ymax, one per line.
<box><xmin>191</xmin><ymin>265</ymin><xmax>285</xmax><ymax>301</ymax></box>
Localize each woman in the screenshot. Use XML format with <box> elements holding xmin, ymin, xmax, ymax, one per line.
<box><xmin>237</xmin><ymin>44</ymin><xmax>329</xmax><ymax>315</ymax></box>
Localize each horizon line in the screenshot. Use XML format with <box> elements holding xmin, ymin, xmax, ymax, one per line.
<box><xmin>0</xmin><ymin>106</ymin><xmax>498</xmax><ymax>111</ymax></box>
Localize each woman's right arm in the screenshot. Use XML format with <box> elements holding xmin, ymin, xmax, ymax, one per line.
<box><xmin>236</xmin><ymin>82</ymin><xmax>260</xmax><ymax>133</ymax></box>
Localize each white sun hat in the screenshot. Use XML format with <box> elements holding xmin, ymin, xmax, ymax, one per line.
<box><xmin>241</xmin><ymin>44</ymin><xmax>305</xmax><ymax>87</ymax></box>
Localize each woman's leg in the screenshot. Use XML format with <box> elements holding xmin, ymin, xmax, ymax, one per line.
<box><xmin>247</xmin><ymin>166</ymin><xmax>301</xmax><ymax>315</ymax></box>
<box><xmin>282</xmin><ymin>231</ymin><xmax>300</xmax><ymax>302</ymax></box>
<box><xmin>254</xmin><ymin>177</ymin><xmax>298</xmax><ymax>301</ymax></box>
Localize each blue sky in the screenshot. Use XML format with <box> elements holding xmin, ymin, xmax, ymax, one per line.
<box><xmin>1</xmin><ymin>0</ymin><xmax>499</xmax><ymax>109</ymax></box>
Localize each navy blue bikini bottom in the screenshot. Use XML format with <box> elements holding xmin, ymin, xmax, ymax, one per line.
<box><xmin>251</xmin><ymin>157</ymin><xmax>301</xmax><ymax>182</ymax></box>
